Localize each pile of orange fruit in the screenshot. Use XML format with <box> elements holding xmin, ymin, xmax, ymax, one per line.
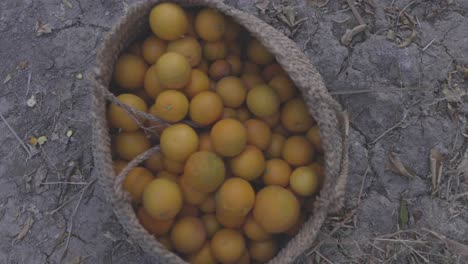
<box><xmin>108</xmin><ymin>3</ymin><xmax>324</xmax><ymax>263</ymax></box>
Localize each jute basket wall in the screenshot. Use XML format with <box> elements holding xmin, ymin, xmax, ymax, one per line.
<box><xmin>91</xmin><ymin>1</ymin><xmax>349</xmax><ymax>263</ymax></box>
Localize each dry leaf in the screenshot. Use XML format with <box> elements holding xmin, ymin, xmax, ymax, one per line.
<box><xmin>341</xmin><ymin>24</ymin><xmax>367</xmax><ymax>46</ymax></box>
<box><xmin>37</xmin><ymin>136</ymin><xmax>47</xmax><ymax>146</ymax></box>
<box><xmin>430</xmin><ymin>148</ymin><xmax>444</xmax><ymax>193</ymax></box>
<box><xmin>35</xmin><ymin>20</ymin><xmax>52</xmax><ymax>36</ymax></box>
<box><xmin>19</xmin><ymin>61</ymin><xmax>29</xmax><ymax>70</ymax></box>
<box><xmin>26</xmin><ymin>95</ymin><xmax>36</xmax><ymax>107</ymax></box>
<box><xmin>14</xmin><ymin>216</ymin><xmax>34</xmax><ymax>241</ymax></box>
<box><xmin>255</xmin><ymin>0</ymin><xmax>270</xmax><ymax>13</ymax></box>
<box><xmin>63</xmin><ymin>0</ymin><xmax>73</xmax><ymax>9</ymax></box>
<box><xmin>388</xmin><ymin>152</ymin><xmax>416</xmax><ymax>178</ymax></box>
<box><xmin>66</xmin><ymin>130</ymin><xmax>73</xmax><ymax>138</ymax></box>
<box><xmin>3</xmin><ymin>74</ymin><xmax>12</xmax><ymax>84</ymax></box>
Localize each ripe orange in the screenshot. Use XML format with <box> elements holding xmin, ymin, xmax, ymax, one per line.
<box><xmin>198</xmin><ymin>132</ymin><xmax>214</xmax><ymax>152</ymax></box>
<box><xmin>260</xmin><ymin>111</ymin><xmax>280</xmax><ymax>128</ymax></box>
<box><xmin>241</xmin><ymin>73</ymin><xmax>264</xmax><ymax>91</ymax></box>
<box><xmin>285</xmin><ymin>212</ymin><xmax>306</xmax><ymax>236</ymax></box>
<box><xmin>202</xmin><ymin>214</ymin><xmax>221</xmax><ymax>238</ymax></box>
<box><xmin>162</xmin><ymin>157</ymin><xmax>185</xmax><ymax>174</ymax></box>
<box><xmin>144</xmin><ymin>152</ymin><xmax>164</xmax><ymax>174</ymax></box>
<box><xmin>306</xmin><ymin>125</ymin><xmax>323</xmax><ymax>153</ymax></box>
<box><xmin>184</xmin><ymin>69</ymin><xmax>210</xmax><ymax>98</ymax></box>
<box><xmin>230</xmin><ymin>146</ymin><xmax>266</xmax><ymax>181</ymax></box>
<box><xmin>115</xmin><ymin>131</ymin><xmax>150</xmax><ymax>160</ymax></box>
<box><xmin>243</xmin><ymin>214</ymin><xmax>272</xmax><ymax>241</ymax></box>
<box><xmin>209</xmin><ymin>59</ymin><xmax>231</xmax><ymax>80</ymax></box>
<box><xmin>262</xmin><ymin>159</ymin><xmax>291</xmax><ymax>187</ymax></box>
<box><xmin>156</xmin><ymin>170</ymin><xmax>178</xmax><ymax>182</ymax></box>
<box><xmin>269</xmin><ymin>74</ymin><xmax>297</xmax><ymax>102</ymax></box>
<box><xmin>215</xmin><ymin>76</ymin><xmax>246</xmax><ymax>108</ymax></box>
<box><xmin>222</xmin><ymin>107</ymin><xmax>238</xmax><ymax>119</ymax></box>
<box><xmin>200</xmin><ymin>195</ymin><xmax>216</xmax><ymax>213</ymax></box>
<box><xmin>226</xmin><ymin>55</ymin><xmax>242</xmax><ymax>75</ymax></box>
<box><xmin>108</xmin><ymin>93</ymin><xmax>148</xmax><ymax>132</ymax></box>
<box><xmin>281</xmin><ymin>98</ymin><xmax>314</xmax><ymax>133</ymax></box>
<box><xmin>188</xmin><ymin>242</ymin><xmax>217</xmax><ymax>264</ymax></box>
<box><xmin>266</xmin><ymin>133</ymin><xmax>286</xmax><ymax>159</ymax></box>
<box><xmin>113</xmin><ymin>54</ymin><xmax>148</xmax><ymax>90</ymax></box>
<box><xmin>249</xmin><ymin>239</ymin><xmax>278</xmax><ymax>262</ymax></box>
<box><xmin>144</xmin><ymin>64</ymin><xmax>163</xmax><ymax>99</ymax></box>
<box><xmin>160</xmin><ymin>124</ymin><xmax>199</xmax><ymax>162</ymax></box>
<box><xmin>149</xmin><ymin>3</ymin><xmax>188</xmax><ymax>41</ymax></box>
<box><xmin>246</xmin><ymin>85</ymin><xmax>280</xmax><ymax>117</ymax></box>
<box><xmin>195</xmin><ymin>8</ymin><xmax>225</xmax><ymax>41</ymax></box>
<box><xmin>247</xmin><ymin>39</ymin><xmax>274</xmax><ymax>65</ymax></box>
<box><xmin>282</xmin><ymin>136</ymin><xmax>314</xmax><ymax>166</ymax></box>
<box><xmin>137</xmin><ymin>207</ymin><xmax>174</xmax><ymax>236</ymax></box>
<box><xmin>167</xmin><ymin>37</ymin><xmax>202</xmax><ymax>67</ymax></box>
<box><xmin>123</xmin><ymin>166</ymin><xmax>154</xmax><ymax>203</ymax></box>
<box><xmin>216</xmin><ymin>178</ymin><xmax>255</xmax><ymax>216</ymax></box>
<box><xmin>216</xmin><ymin>208</ymin><xmax>247</xmax><ymax>228</ymax></box>
<box><xmin>155</xmin><ymin>52</ymin><xmax>191</xmax><ymax>89</ymax></box>
<box><xmin>184</xmin><ymin>151</ymin><xmax>226</xmax><ymax>193</ymax></box>
<box><xmin>179</xmin><ymin>174</ymin><xmax>208</xmax><ymax>205</ymax></box>
<box><xmin>189</xmin><ymin>91</ymin><xmax>224</xmax><ymax>126</ymax></box>
<box><xmin>253</xmin><ymin>186</ymin><xmax>300</xmax><ymax>233</ymax></box>
<box><xmin>142</xmin><ymin>178</ymin><xmax>183</xmax><ymax>220</ymax></box>
<box><xmin>262</xmin><ymin>63</ymin><xmax>285</xmax><ymax>82</ymax></box>
<box><xmin>289</xmin><ymin>166</ymin><xmax>320</xmax><ymax>196</ymax></box>
<box><xmin>150</xmin><ymin>90</ymin><xmax>189</xmax><ymax>122</ymax></box>
<box><xmin>170</xmin><ymin>216</ymin><xmax>207</xmax><ymax>254</ymax></box>
<box><xmin>203</xmin><ymin>40</ymin><xmax>227</xmax><ymax>61</ymax></box>
<box><xmin>245</xmin><ymin>119</ymin><xmax>272</xmax><ymax>150</ymax></box>
<box><xmin>142</xmin><ymin>35</ymin><xmax>167</xmax><ymax>64</ymax></box>
<box><xmin>210</xmin><ymin>118</ymin><xmax>247</xmax><ymax>157</ymax></box>
<box><xmin>211</xmin><ymin>229</ymin><xmax>246</xmax><ymax>263</ymax></box>
<box><xmin>236</xmin><ymin>107</ymin><xmax>251</xmax><ymax>123</ymax></box>
<box><xmin>235</xmin><ymin>251</ymin><xmax>251</xmax><ymax>264</ymax></box>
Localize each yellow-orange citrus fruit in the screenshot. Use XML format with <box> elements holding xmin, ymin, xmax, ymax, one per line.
<box><xmin>260</xmin><ymin>111</ymin><xmax>280</xmax><ymax>128</ymax></box>
<box><xmin>262</xmin><ymin>63</ymin><xmax>285</xmax><ymax>82</ymax></box>
<box><xmin>236</xmin><ymin>107</ymin><xmax>251</xmax><ymax>123</ymax></box>
<box><xmin>245</xmin><ymin>119</ymin><xmax>272</xmax><ymax>150</ymax></box>
<box><xmin>137</xmin><ymin>207</ymin><xmax>174</xmax><ymax>236</ymax></box>
<box><xmin>162</xmin><ymin>157</ymin><xmax>185</xmax><ymax>174</ymax></box>
<box><xmin>195</xmin><ymin>8</ymin><xmax>225</xmax><ymax>41</ymax></box>
<box><xmin>230</xmin><ymin>146</ymin><xmax>266</xmax><ymax>181</ymax></box>
<box><xmin>143</xmin><ymin>178</ymin><xmax>183</xmax><ymax>220</ymax></box>
<box><xmin>226</xmin><ymin>55</ymin><xmax>242</xmax><ymax>75</ymax></box>
<box><xmin>144</xmin><ymin>152</ymin><xmax>164</xmax><ymax>174</ymax></box>
<box><xmin>170</xmin><ymin>216</ymin><xmax>207</xmax><ymax>254</ymax></box>
<box><xmin>215</xmin><ymin>76</ymin><xmax>246</xmax><ymax>108</ymax></box>
<box><xmin>123</xmin><ymin>166</ymin><xmax>154</xmax><ymax>203</ymax></box>
<box><xmin>262</xmin><ymin>159</ymin><xmax>291</xmax><ymax>187</ymax></box>
<box><xmin>179</xmin><ymin>174</ymin><xmax>208</xmax><ymax>205</ymax></box>
<box><xmin>196</xmin><ymin>59</ymin><xmax>209</xmax><ymax>73</ymax></box>
<box><xmin>249</xmin><ymin>239</ymin><xmax>278</xmax><ymax>262</ymax></box>
<box><xmin>216</xmin><ymin>177</ymin><xmax>255</xmax><ymax>216</ymax></box>
<box><xmin>281</xmin><ymin>98</ymin><xmax>314</xmax><ymax>133</ymax></box>
<box><xmin>200</xmin><ymin>195</ymin><xmax>216</xmax><ymax>213</ymax></box>
<box><xmin>188</xmin><ymin>242</ymin><xmax>217</xmax><ymax>264</ymax></box>
<box><xmin>167</xmin><ymin>37</ymin><xmax>202</xmax><ymax>67</ymax></box>
<box><xmin>209</xmin><ymin>59</ymin><xmax>231</xmax><ymax>80</ymax></box>
<box><xmin>235</xmin><ymin>251</ymin><xmax>251</xmax><ymax>264</ymax></box>
<box><xmin>184</xmin><ymin>69</ymin><xmax>210</xmax><ymax>98</ymax></box>
<box><xmin>222</xmin><ymin>107</ymin><xmax>238</xmax><ymax>119</ymax></box>
<box><xmin>108</xmin><ymin>93</ymin><xmax>148</xmax><ymax>132</ymax></box>
<box><xmin>306</xmin><ymin>125</ymin><xmax>323</xmax><ymax>153</ymax></box>
<box><xmin>189</xmin><ymin>91</ymin><xmax>224</xmax><ymax>126</ymax></box>
<box><xmin>150</xmin><ymin>90</ymin><xmax>189</xmax><ymax>122</ymax></box>
<box><xmin>246</xmin><ymin>85</ymin><xmax>280</xmax><ymax>117</ymax></box>
<box><xmin>114</xmin><ymin>54</ymin><xmax>148</xmax><ymax>90</ymax></box>
<box><xmin>247</xmin><ymin>39</ymin><xmax>274</xmax><ymax>65</ymax></box>
<box><xmin>115</xmin><ymin>131</ymin><xmax>150</xmax><ymax>160</ymax></box>
<box><xmin>285</xmin><ymin>212</ymin><xmax>306</xmax><ymax>236</ymax></box>
<box><xmin>210</xmin><ymin>118</ymin><xmax>247</xmax><ymax>157</ymax></box>
<box><xmin>144</xmin><ymin>64</ymin><xmax>163</xmax><ymax>99</ymax></box>
<box><xmin>282</xmin><ymin>136</ymin><xmax>314</xmax><ymax>166</ymax></box>
<box><xmin>149</xmin><ymin>3</ymin><xmax>188</xmax><ymax>41</ymax></box>
<box><xmin>241</xmin><ymin>73</ymin><xmax>264</xmax><ymax>91</ymax></box>
<box><xmin>269</xmin><ymin>74</ymin><xmax>297</xmax><ymax>103</ymax></box>
<box><xmin>289</xmin><ymin>166</ymin><xmax>320</xmax><ymax>196</ymax></box>
<box><xmin>114</xmin><ymin>159</ymin><xmax>128</xmax><ymax>175</ymax></box>
<box><xmin>243</xmin><ymin>214</ymin><xmax>272</xmax><ymax>241</ymax></box>
<box><xmin>216</xmin><ymin>208</ymin><xmax>246</xmax><ymax>228</ymax></box>
<box><xmin>142</xmin><ymin>35</ymin><xmax>167</xmax><ymax>64</ymax></box>
<box><xmin>203</xmin><ymin>40</ymin><xmax>227</xmax><ymax>61</ymax></box>
<box><xmin>253</xmin><ymin>186</ymin><xmax>300</xmax><ymax>233</ymax></box>
<box><xmin>202</xmin><ymin>214</ymin><xmax>221</xmax><ymax>238</ymax></box>
<box><xmin>155</xmin><ymin>52</ymin><xmax>191</xmax><ymax>89</ymax></box>
<box><xmin>211</xmin><ymin>229</ymin><xmax>246</xmax><ymax>263</ymax></box>
<box><xmin>266</xmin><ymin>133</ymin><xmax>286</xmax><ymax>158</ymax></box>
<box><xmin>160</xmin><ymin>124</ymin><xmax>199</xmax><ymax>161</ymax></box>
<box><xmin>199</xmin><ymin>132</ymin><xmax>214</xmax><ymax>152</ymax></box>
<box><xmin>156</xmin><ymin>170</ymin><xmax>178</xmax><ymax>182</ymax></box>
<box><xmin>184</xmin><ymin>151</ymin><xmax>226</xmax><ymax>193</ymax></box>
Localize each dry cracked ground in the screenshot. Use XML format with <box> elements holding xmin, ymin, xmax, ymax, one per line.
<box><xmin>0</xmin><ymin>0</ymin><xmax>467</xmax><ymax>263</ymax></box>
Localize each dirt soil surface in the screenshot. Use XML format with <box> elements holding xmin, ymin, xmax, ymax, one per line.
<box><xmin>0</xmin><ymin>0</ymin><xmax>467</xmax><ymax>263</ymax></box>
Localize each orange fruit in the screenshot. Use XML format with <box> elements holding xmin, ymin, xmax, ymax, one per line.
<box><xmin>222</xmin><ymin>107</ymin><xmax>238</xmax><ymax>119</ymax></box>
<box><xmin>113</xmin><ymin>54</ymin><xmax>148</xmax><ymax>90</ymax></box>
<box><xmin>188</xmin><ymin>242</ymin><xmax>217</xmax><ymax>264</ymax></box>
<box><xmin>200</xmin><ymin>195</ymin><xmax>216</xmax><ymax>213</ymax></box>
<box><xmin>156</xmin><ymin>170</ymin><xmax>178</xmax><ymax>182</ymax></box>
<box><xmin>262</xmin><ymin>159</ymin><xmax>291</xmax><ymax>187</ymax></box>
<box><xmin>160</xmin><ymin>124</ymin><xmax>199</xmax><ymax>162</ymax></box>
<box><xmin>211</xmin><ymin>118</ymin><xmax>247</xmax><ymax>157</ymax></box>
<box><xmin>266</xmin><ymin>133</ymin><xmax>286</xmax><ymax>158</ymax></box>
<box><xmin>306</xmin><ymin>125</ymin><xmax>323</xmax><ymax>153</ymax></box>
<box><xmin>241</xmin><ymin>73</ymin><xmax>264</xmax><ymax>91</ymax></box>
<box><xmin>260</xmin><ymin>111</ymin><xmax>280</xmax><ymax>128</ymax></box>
<box><xmin>196</xmin><ymin>59</ymin><xmax>209</xmax><ymax>73</ymax></box>
<box><xmin>202</xmin><ymin>214</ymin><xmax>221</xmax><ymax>238</ymax></box>
<box><xmin>242</xmin><ymin>61</ymin><xmax>261</xmax><ymax>75</ymax></box>
<box><xmin>230</xmin><ymin>146</ymin><xmax>266</xmax><ymax>181</ymax></box>
<box><xmin>179</xmin><ymin>204</ymin><xmax>200</xmax><ymax>217</ymax></box>
<box><xmin>262</xmin><ymin>63</ymin><xmax>285</xmax><ymax>82</ymax></box>
<box><xmin>216</xmin><ymin>208</ymin><xmax>247</xmax><ymax>228</ymax></box>
<box><xmin>209</xmin><ymin>59</ymin><xmax>231</xmax><ymax>80</ymax></box>
<box><xmin>161</xmin><ymin>157</ymin><xmax>184</xmax><ymax>174</ymax></box>
<box><xmin>142</xmin><ymin>35</ymin><xmax>167</xmax><ymax>64</ymax></box>
<box><xmin>195</xmin><ymin>8</ymin><xmax>225</xmax><ymax>41</ymax></box>
<box><xmin>108</xmin><ymin>93</ymin><xmax>148</xmax><ymax>132</ymax></box>
<box><xmin>123</xmin><ymin>167</ymin><xmax>154</xmax><ymax>203</ymax></box>
<box><xmin>224</xmin><ymin>18</ymin><xmax>241</xmax><ymax>41</ymax></box>
<box><xmin>184</xmin><ymin>69</ymin><xmax>210</xmax><ymax>98</ymax></box>
<box><xmin>253</xmin><ymin>186</ymin><xmax>300</xmax><ymax>233</ymax></box>
<box><xmin>215</xmin><ymin>77</ymin><xmax>246</xmax><ymax>108</ymax></box>
<box><xmin>159</xmin><ymin>236</ymin><xmax>173</xmax><ymax>250</ymax></box>
<box><xmin>199</xmin><ymin>132</ymin><xmax>214</xmax><ymax>152</ymax></box>
<box><xmin>189</xmin><ymin>91</ymin><xmax>224</xmax><ymax>126</ymax></box>
<box><xmin>179</xmin><ymin>174</ymin><xmax>208</xmax><ymax>205</ymax></box>
<box><xmin>236</xmin><ymin>107</ymin><xmax>251</xmax><ymax>123</ymax></box>
<box><xmin>245</xmin><ymin>119</ymin><xmax>272</xmax><ymax>150</ymax></box>
<box><xmin>216</xmin><ymin>178</ymin><xmax>255</xmax><ymax>216</ymax></box>
<box><xmin>144</xmin><ymin>152</ymin><xmax>164</xmax><ymax>174</ymax></box>
<box><xmin>184</xmin><ymin>151</ymin><xmax>226</xmax><ymax>193</ymax></box>
<box><xmin>170</xmin><ymin>216</ymin><xmax>207</xmax><ymax>254</ymax></box>
<box><xmin>285</xmin><ymin>212</ymin><xmax>306</xmax><ymax>236</ymax></box>
<box><xmin>246</xmin><ymin>85</ymin><xmax>280</xmax><ymax>118</ymax></box>
<box><xmin>247</xmin><ymin>39</ymin><xmax>274</xmax><ymax>65</ymax></box>
<box><xmin>155</xmin><ymin>52</ymin><xmax>191</xmax><ymax>89</ymax></box>
<box><xmin>114</xmin><ymin>159</ymin><xmax>128</xmax><ymax>175</ymax></box>
<box><xmin>203</xmin><ymin>40</ymin><xmax>227</xmax><ymax>61</ymax></box>
<box><xmin>149</xmin><ymin>3</ymin><xmax>188</xmax><ymax>41</ymax></box>
<box><xmin>143</xmin><ymin>178</ymin><xmax>183</xmax><ymax>220</ymax></box>
<box><xmin>281</xmin><ymin>98</ymin><xmax>314</xmax><ymax>133</ymax></box>
<box><xmin>167</xmin><ymin>37</ymin><xmax>202</xmax><ymax>67</ymax></box>
<box><xmin>150</xmin><ymin>90</ymin><xmax>189</xmax><ymax>122</ymax></box>
<box><xmin>137</xmin><ymin>207</ymin><xmax>174</xmax><ymax>236</ymax></box>
<box><xmin>144</xmin><ymin>64</ymin><xmax>163</xmax><ymax>99</ymax></box>
<box><xmin>235</xmin><ymin>251</ymin><xmax>251</xmax><ymax>264</ymax></box>
<box><xmin>289</xmin><ymin>166</ymin><xmax>320</xmax><ymax>196</ymax></box>
<box><xmin>211</xmin><ymin>229</ymin><xmax>246</xmax><ymax>263</ymax></box>
<box><xmin>243</xmin><ymin>214</ymin><xmax>272</xmax><ymax>241</ymax></box>
<box><xmin>282</xmin><ymin>136</ymin><xmax>314</xmax><ymax>166</ymax></box>
<box><xmin>226</xmin><ymin>55</ymin><xmax>242</xmax><ymax>75</ymax></box>
<box><xmin>249</xmin><ymin>239</ymin><xmax>278</xmax><ymax>262</ymax></box>
<box><xmin>115</xmin><ymin>131</ymin><xmax>150</xmax><ymax>160</ymax></box>
<box><xmin>273</xmin><ymin>124</ymin><xmax>290</xmax><ymax>136</ymax></box>
<box><xmin>269</xmin><ymin>74</ymin><xmax>297</xmax><ymax>103</ymax></box>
